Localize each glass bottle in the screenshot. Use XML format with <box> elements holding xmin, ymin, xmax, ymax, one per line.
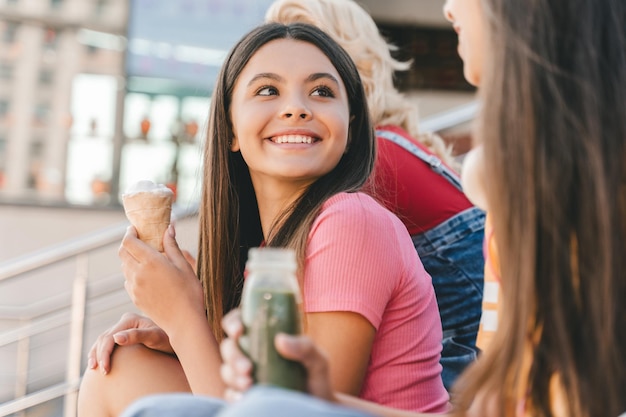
<box><xmin>239</xmin><ymin>247</ymin><xmax>307</xmax><ymax>391</ymax></box>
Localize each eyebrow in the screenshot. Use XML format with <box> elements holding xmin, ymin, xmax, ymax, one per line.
<box><xmin>307</xmin><ymin>72</ymin><xmax>340</xmax><ymax>86</ymax></box>
<box><xmin>246</xmin><ymin>72</ymin><xmax>340</xmax><ymax>87</ymax></box>
<box><xmin>247</xmin><ymin>72</ymin><xmax>282</xmax><ymax>86</ymax></box>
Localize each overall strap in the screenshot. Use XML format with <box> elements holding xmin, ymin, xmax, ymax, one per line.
<box><xmin>376</xmin><ymin>129</ymin><xmax>464</xmax><ymax>192</ymax></box>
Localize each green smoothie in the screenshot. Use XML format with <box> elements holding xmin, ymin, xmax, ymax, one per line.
<box><xmin>240</xmin><ymin>289</ymin><xmax>307</xmax><ymax>392</ymax></box>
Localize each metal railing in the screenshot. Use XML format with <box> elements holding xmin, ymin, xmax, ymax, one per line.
<box><xmin>420</xmin><ymin>100</ymin><xmax>479</xmax><ymax>134</ymax></box>
<box><xmin>0</xmin><ymin>205</ymin><xmax>198</xmax><ymax>417</ymax></box>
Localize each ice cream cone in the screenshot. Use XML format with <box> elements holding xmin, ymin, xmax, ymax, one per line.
<box><xmin>122</xmin><ymin>181</ymin><xmax>174</xmax><ymax>252</ymax></box>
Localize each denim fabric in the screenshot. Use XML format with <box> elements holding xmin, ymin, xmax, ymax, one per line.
<box><xmin>120</xmin><ymin>388</ymin><xmax>375</xmax><ymax>417</ymax></box>
<box><xmin>412</xmin><ymin>206</ymin><xmax>486</xmax><ymax>391</ymax></box>
<box><xmin>219</xmin><ymin>387</ymin><xmax>376</xmax><ymax>417</ymax></box>
<box><xmin>121</xmin><ymin>393</ymin><xmax>225</xmax><ymax>417</ymax></box>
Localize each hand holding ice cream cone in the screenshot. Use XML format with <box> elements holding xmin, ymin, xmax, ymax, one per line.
<box><xmin>122</xmin><ymin>180</ymin><xmax>174</xmax><ymax>252</ymax></box>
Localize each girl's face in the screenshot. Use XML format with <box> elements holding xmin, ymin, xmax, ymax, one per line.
<box><xmin>229</xmin><ymin>38</ymin><xmax>351</xmax><ymax>193</ymax></box>
<box><xmin>443</xmin><ymin>0</ymin><xmax>487</xmax><ymax>86</ymax></box>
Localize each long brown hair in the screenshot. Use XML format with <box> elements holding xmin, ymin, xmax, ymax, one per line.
<box><xmin>197</xmin><ymin>23</ymin><xmax>375</xmax><ymax>341</ymax></box>
<box><xmin>453</xmin><ymin>0</ymin><xmax>626</xmax><ymax>415</ymax></box>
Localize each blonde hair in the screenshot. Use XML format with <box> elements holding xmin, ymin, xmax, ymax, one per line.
<box><xmin>265</xmin><ymin>0</ymin><xmax>453</xmax><ymax>164</ymax></box>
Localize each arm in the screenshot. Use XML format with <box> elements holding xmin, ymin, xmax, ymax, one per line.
<box><xmin>461</xmin><ymin>145</ymin><xmax>488</xmax><ymax>211</ymax></box>
<box><xmin>306</xmin><ymin>311</ymin><xmax>375</xmax><ymax>395</ymax></box>
<box><xmin>165</xmin><ymin>308</ymin><xmax>224</xmax><ymax>397</ymax></box>
<box><xmin>119</xmin><ymin>225</ymin><xmax>225</xmax><ymax>397</ymax></box>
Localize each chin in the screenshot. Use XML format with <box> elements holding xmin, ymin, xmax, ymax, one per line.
<box><xmin>463</xmin><ymin>67</ymin><xmax>481</xmax><ymax>87</ymax></box>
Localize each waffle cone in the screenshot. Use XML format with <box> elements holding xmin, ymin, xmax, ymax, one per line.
<box><xmin>123</xmin><ymin>192</ymin><xmax>173</xmax><ymax>252</ymax></box>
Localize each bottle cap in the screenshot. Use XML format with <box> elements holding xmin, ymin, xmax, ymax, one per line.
<box><xmin>247</xmin><ymin>247</ymin><xmax>297</xmax><ymax>272</ymax></box>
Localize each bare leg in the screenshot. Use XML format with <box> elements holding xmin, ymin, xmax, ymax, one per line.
<box><xmin>77</xmin><ymin>344</ymin><xmax>191</xmax><ymax>417</ymax></box>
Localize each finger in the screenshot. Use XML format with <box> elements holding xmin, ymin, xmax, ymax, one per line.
<box><xmin>114</xmin><ymin>328</ymin><xmax>169</xmax><ymax>351</ymax></box>
<box><xmin>108</xmin><ymin>312</ymin><xmax>141</xmax><ymax>333</ymax></box>
<box><xmin>90</xmin><ymin>313</ymin><xmax>144</xmax><ymax>372</ymax></box>
<box><xmin>221</xmin><ymin>309</ymin><xmax>244</xmax><ymax>338</ymax></box>
<box><xmin>127</xmin><ymin>225</ymin><xmax>138</xmax><ymax>238</ymax></box>
<box><xmin>95</xmin><ymin>334</ymin><xmax>118</xmax><ymax>375</ymax></box>
<box><xmin>275</xmin><ymin>334</ymin><xmax>333</xmax><ymax>399</ymax></box>
<box><xmin>275</xmin><ymin>334</ymin><xmax>328</xmax><ymax>375</ymax></box>
<box><xmin>219</xmin><ymin>338</ymin><xmax>252</xmax><ymax>373</ymax></box>
<box><xmin>162</xmin><ymin>225</ymin><xmax>193</xmax><ymax>271</ymax></box>
<box><xmin>87</xmin><ymin>342</ymin><xmax>99</xmax><ymax>370</ymax></box>
<box><xmin>224</xmin><ymin>388</ymin><xmax>244</xmax><ymax>403</ymax></box>
<box><xmin>112</xmin><ymin>330</ymin><xmax>131</xmax><ymax>346</ymax></box>
<box><xmin>219</xmin><ymin>363</ymin><xmax>236</xmax><ymax>389</ymax></box>
<box><xmin>220</xmin><ymin>363</ymin><xmax>252</xmax><ymax>392</ymax></box>
<box><xmin>119</xmin><ymin>226</ymin><xmax>150</xmax><ymax>262</ymax></box>
<box><xmin>181</xmin><ymin>250</ymin><xmax>198</xmax><ymax>274</ymax></box>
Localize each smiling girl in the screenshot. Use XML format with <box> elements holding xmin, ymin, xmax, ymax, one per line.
<box><xmin>77</xmin><ymin>23</ymin><xmax>448</xmax><ymax>417</ymax></box>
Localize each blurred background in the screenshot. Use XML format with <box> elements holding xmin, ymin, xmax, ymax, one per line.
<box><xmin>0</xmin><ymin>1</ymin><xmax>476</xmax><ymax>416</ymax></box>
<box><xmin>0</xmin><ymin>0</ymin><xmax>475</xmax><ymax>209</ymax></box>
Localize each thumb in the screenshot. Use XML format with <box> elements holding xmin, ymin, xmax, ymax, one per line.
<box><xmin>275</xmin><ymin>334</ymin><xmax>328</xmax><ymax>376</ymax></box>
<box><xmin>113</xmin><ymin>328</ymin><xmax>167</xmax><ymax>349</ymax></box>
<box><xmin>275</xmin><ymin>334</ymin><xmax>334</xmax><ymax>401</ymax></box>
<box><xmin>112</xmin><ymin>329</ymin><xmax>148</xmax><ymax>346</ymax></box>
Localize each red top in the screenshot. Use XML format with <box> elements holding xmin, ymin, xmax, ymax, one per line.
<box><xmin>368</xmin><ymin>125</ymin><xmax>473</xmax><ymax>235</ymax></box>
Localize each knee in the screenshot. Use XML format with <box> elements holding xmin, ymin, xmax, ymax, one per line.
<box><xmin>77</xmin><ymin>345</ymin><xmax>148</xmax><ymax>415</ymax></box>
<box><xmin>81</xmin><ymin>344</ymin><xmax>150</xmax><ymax>387</ymax></box>
<box><xmin>78</xmin><ymin>345</ymin><xmax>190</xmax><ymax>417</ymax></box>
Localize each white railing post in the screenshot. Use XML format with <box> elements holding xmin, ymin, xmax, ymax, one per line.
<box><xmin>14</xmin><ymin>324</ymin><xmax>29</xmax><ymax>417</ymax></box>
<box><xmin>63</xmin><ymin>253</ymin><xmax>88</xmax><ymax>417</ymax></box>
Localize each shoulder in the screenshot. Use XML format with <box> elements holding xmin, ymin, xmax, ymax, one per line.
<box><xmin>317</xmin><ymin>192</ymin><xmax>397</xmax><ymax>225</ymax></box>
<box><xmin>310</xmin><ymin>192</ymin><xmax>408</xmax><ymax>249</ymax></box>
<box><xmin>321</xmin><ymin>191</ymin><xmax>381</xmax><ymax>210</ymax></box>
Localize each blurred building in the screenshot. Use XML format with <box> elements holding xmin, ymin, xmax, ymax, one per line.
<box><xmin>0</xmin><ymin>0</ymin><xmax>127</xmax><ymax>204</ymax></box>
<box><xmin>0</xmin><ymin>0</ymin><xmax>476</xmax><ymax>208</ymax></box>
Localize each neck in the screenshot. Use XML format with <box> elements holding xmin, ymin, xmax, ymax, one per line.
<box><xmin>251</xmin><ymin>176</ymin><xmax>312</xmax><ymax>241</ymax></box>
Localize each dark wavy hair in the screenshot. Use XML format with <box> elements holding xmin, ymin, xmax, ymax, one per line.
<box><xmin>197</xmin><ymin>22</ymin><xmax>375</xmax><ymax>340</ymax></box>
<box><xmin>453</xmin><ymin>0</ymin><xmax>626</xmax><ymax>416</ymax></box>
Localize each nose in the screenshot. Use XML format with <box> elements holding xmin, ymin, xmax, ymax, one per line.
<box><xmin>280</xmin><ymin>95</ymin><xmax>312</xmax><ymax>121</ymax></box>
<box><xmin>443</xmin><ymin>0</ymin><xmax>454</xmax><ymax>23</ymax></box>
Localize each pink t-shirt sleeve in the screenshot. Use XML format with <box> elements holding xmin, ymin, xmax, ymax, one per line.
<box><xmin>303</xmin><ymin>193</ymin><xmax>408</xmax><ymax>328</ymax></box>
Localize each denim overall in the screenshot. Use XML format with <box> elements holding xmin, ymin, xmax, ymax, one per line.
<box><xmin>377</xmin><ymin>129</ymin><xmax>486</xmax><ymax>392</ymax></box>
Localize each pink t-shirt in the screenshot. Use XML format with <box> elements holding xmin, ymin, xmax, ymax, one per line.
<box><xmin>303</xmin><ymin>192</ymin><xmax>449</xmax><ymax>413</ymax></box>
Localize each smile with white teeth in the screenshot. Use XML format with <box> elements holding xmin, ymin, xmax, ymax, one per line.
<box><xmin>272</xmin><ymin>135</ymin><xmax>315</xmax><ymax>144</ymax></box>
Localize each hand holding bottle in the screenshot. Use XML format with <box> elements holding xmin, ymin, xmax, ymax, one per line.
<box><xmin>220</xmin><ymin>308</ymin><xmax>336</xmax><ymax>403</ymax></box>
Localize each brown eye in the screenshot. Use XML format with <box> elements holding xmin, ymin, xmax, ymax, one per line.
<box><xmin>311</xmin><ymin>85</ymin><xmax>335</xmax><ymax>98</ymax></box>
